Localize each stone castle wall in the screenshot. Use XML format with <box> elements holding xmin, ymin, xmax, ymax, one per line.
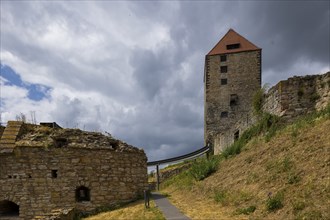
<box><xmin>214</xmin><ymin>72</ymin><xmax>330</xmax><ymax>153</ymax></box>
<box><xmin>0</xmin><ymin>122</ymin><xmax>147</xmax><ymax>219</ymax></box>
<box><xmin>263</xmin><ymin>72</ymin><xmax>330</xmax><ymax>119</ymax></box>
<box><xmin>205</xmin><ymin>50</ymin><xmax>261</xmax><ymax>152</ymax></box>
<box><xmin>214</xmin><ymin>111</ymin><xmax>256</xmax><ymax>155</ymax></box>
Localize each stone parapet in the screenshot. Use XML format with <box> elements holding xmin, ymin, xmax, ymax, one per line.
<box><xmin>263</xmin><ymin>72</ymin><xmax>330</xmax><ymax>119</ymax></box>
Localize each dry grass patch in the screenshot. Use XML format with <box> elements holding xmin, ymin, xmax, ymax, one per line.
<box><xmin>161</xmin><ymin>109</ymin><xmax>330</xmax><ymax>220</ymax></box>
<box><xmin>83</xmin><ymin>199</ymin><xmax>164</xmax><ymax>220</ymax></box>
<box><xmin>162</xmin><ymin>186</ymin><xmax>248</xmax><ymax>220</ymax></box>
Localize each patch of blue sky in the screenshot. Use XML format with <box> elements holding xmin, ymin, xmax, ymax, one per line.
<box><xmin>0</xmin><ymin>63</ymin><xmax>52</xmax><ymax>101</ymax></box>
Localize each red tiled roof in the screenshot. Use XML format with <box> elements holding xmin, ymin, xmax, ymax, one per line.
<box><xmin>207</xmin><ymin>29</ymin><xmax>261</xmax><ymax>55</ymax></box>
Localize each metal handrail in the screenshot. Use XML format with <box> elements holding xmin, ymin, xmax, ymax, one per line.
<box><xmin>147</xmin><ymin>146</ymin><xmax>210</xmax><ymax>166</ymax></box>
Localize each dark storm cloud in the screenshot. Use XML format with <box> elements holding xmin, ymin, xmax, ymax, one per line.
<box><xmin>1</xmin><ymin>1</ymin><xmax>329</xmax><ymax>164</ymax></box>
<box><xmin>126</xmin><ymin>1</ymin><xmax>329</xmax><ymax>161</ymax></box>
<box><xmin>236</xmin><ymin>1</ymin><xmax>330</xmax><ymax>84</ymax></box>
<box><xmin>130</xmin><ymin>48</ymin><xmax>173</xmax><ymax>99</ymax></box>
<box><xmin>168</xmin><ymin>1</ymin><xmax>329</xmax><ymax>85</ymax></box>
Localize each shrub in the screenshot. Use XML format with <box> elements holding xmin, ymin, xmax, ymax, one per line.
<box><xmin>214</xmin><ymin>189</ymin><xmax>228</xmax><ymax>205</ymax></box>
<box><xmin>252</xmin><ymin>84</ymin><xmax>270</xmax><ymax>116</ymax></box>
<box><xmin>266</xmin><ymin>192</ymin><xmax>284</xmax><ymax>212</ymax></box>
<box><xmin>287</xmin><ymin>172</ymin><xmax>301</xmax><ymax>184</ymax></box>
<box><xmin>310</xmin><ymin>93</ymin><xmax>320</xmax><ymax>102</ymax></box>
<box><xmin>266</xmin><ymin>157</ymin><xmax>294</xmax><ymax>174</ymax></box>
<box><xmin>222</xmin><ymin>113</ymin><xmax>279</xmax><ymax>159</ymax></box>
<box><xmin>222</xmin><ymin>139</ymin><xmax>244</xmax><ymax>158</ymax></box>
<box><xmin>160</xmin><ymin>170</ymin><xmax>194</xmax><ymax>190</ymax></box>
<box><xmin>189</xmin><ymin>157</ymin><xmax>219</xmax><ymax>181</ymax></box>
<box><xmin>236</xmin><ymin>205</ymin><xmax>256</xmax><ymax>215</ymax></box>
<box><xmin>292</xmin><ymin>200</ymin><xmax>305</xmax><ymax>213</ymax></box>
<box><xmin>297</xmin><ymin>87</ymin><xmax>304</xmax><ymax>97</ymax></box>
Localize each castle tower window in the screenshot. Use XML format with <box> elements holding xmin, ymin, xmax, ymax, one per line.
<box><xmin>0</xmin><ymin>200</ymin><xmax>19</xmax><ymax>216</ymax></box>
<box><xmin>51</xmin><ymin>170</ymin><xmax>58</xmax><ymax>178</ymax></box>
<box><xmin>220</xmin><ymin>55</ymin><xmax>227</xmax><ymax>62</ymax></box>
<box><xmin>221</xmin><ymin>79</ymin><xmax>227</xmax><ymax>85</ymax></box>
<box><xmin>76</xmin><ymin>186</ymin><xmax>90</xmax><ymax>202</ymax></box>
<box><xmin>226</xmin><ymin>43</ymin><xmax>240</xmax><ymax>50</ymax></box>
<box><xmin>220</xmin><ymin>111</ymin><xmax>228</xmax><ymax>118</ymax></box>
<box><xmin>230</xmin><ymin>94</ymin><xmax>238</xmax><ymax>106</ymax></box>
<box><xmin>220</xmin><ymin>66</ymin><xmax>227</xmax><ymax>73</ymax></box>
<box><xmin>234</xmin><ymin>130</ymin><xmax>240</xmax><ymax>141</ymax></box>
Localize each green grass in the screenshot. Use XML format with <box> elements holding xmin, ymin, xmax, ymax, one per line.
<box><xmin>266</xmin><ymin>191</ymin><xmax>284</xmax><ymax>212</ymax></box>
<box><xmin>292</xmin><ymin>200</ymin><xmax>306</xmax><ymax>213</ymax></box>
<box><xmin>160</xmin><ymin>104</ymin><xmax>330</xmax><ymax>219</ymax></box>
<box><xmin>223</xmin><ymin>103</ymin><xmax>330</xmax><ymax>160</ymax></box>
<box><xmin>189</xmin><ymin>156</ymin><xmax>221</xmax><ymax>181</ymax></box>
<box><xmin>252</xmin><ymin>87</ymin><xmax>266</xmax><ymax>116</ymax></box>
<box><xmin>222</xmin><ymin>113</ymin><xmax>279</xmax><ymax>159</ymax></box>
<box><xmin>295</xmin><ymin>210</ymin><xmax>323</xmax><ymax>220</ymax></box>
<box><xmin>160</xmin><ymin>169</ymin><xmax>194</xmax><ymax>190</ymax></box>
<box><xmin>81</xmin><ymin>199</ymin><xmax>165</xmax><ymax>220</ymax></box>
<box><xmin>213</xmin><ymin>189</ymin><xmax>228</xmax><ymax>205</ymax></box>
<box><xmin>287</xmin><ymin>172</ymin><xmax>301</xmax><ymax>184</ymax></box>
<box><xmin>235</xmin><ymin>205</ymin><xmax>256</xmax><ymax>215</ymax></box>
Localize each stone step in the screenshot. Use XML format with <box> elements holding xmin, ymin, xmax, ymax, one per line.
<box><xmin>0</xmin><ymin>133</ymin><xmax>18</xmax><ymax>138</ymax></box>
<box><xmin>0</xmin><ymin>121</ymin><xmax>24</xmax><ymax>150</ymax></box>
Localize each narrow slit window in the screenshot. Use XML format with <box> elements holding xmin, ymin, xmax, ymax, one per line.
<box><xmin>234</xmin><ymin>130</ymin><xmax>240</xmax><ymax>141</ymax></box>
<box><xmin>230</xmin><ymin>94</ymin><xmax>238</xmax><ymax>106</ymax></box>
<box><xmin>220</xmin><ymin>66</ymin><xmax>227</xmax><ymax>73</ymax></box>
<box><xmin>51</xmin><ymin>170</ymin><xmax>58</xmax><ymax>178</ymax></box>
<box><xmin>226</xmin><ymin>43</ymin><xmax>240</xmax><ymax>50</ymax></box>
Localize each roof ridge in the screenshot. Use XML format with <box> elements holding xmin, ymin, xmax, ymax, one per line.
<box><xmin>207</xmin><ymin>29</ymin><xmax>261</xmax><ymax>56</ymax></box>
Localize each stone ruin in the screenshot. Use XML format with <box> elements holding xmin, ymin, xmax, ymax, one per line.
<box><xmin>0</xmin><ymin>121</ymin><xmax>147</xmax><ymax>219</ymax></box>
<box><xmin>213</xmin><ymin>71</ymin><xmax>330</xmax><ymax>153</ymax></box>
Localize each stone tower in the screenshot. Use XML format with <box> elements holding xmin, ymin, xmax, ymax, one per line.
<box><xmin>204</xmin><ymin>29</ymin><xmax>261</xmax><ymax>154</ymax></box>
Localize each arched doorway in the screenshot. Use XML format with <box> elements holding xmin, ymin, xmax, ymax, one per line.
<box><xmin>0</xmin><ymin>200</ymin><xmax>19</xmax><ymax>216</ymax></box>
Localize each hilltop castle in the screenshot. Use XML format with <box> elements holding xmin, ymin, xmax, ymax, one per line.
<box><xmin>205</xmin><ymin>29</ymin><xmax>330</xmax><ymax>155</ymax></box>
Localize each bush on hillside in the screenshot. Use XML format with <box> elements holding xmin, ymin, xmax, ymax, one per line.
<box><xmin>266</xmin><ymin>192</ymin><xmax>284</xmax><ymax>212</ymax></box>
<box><xmin>222</xmin><ymin>113</ymin><xmax>279</xmax><ymax>159</ymax></box>
<box><xmin>252</xmin><ymin>85</ymin><xmax>268</xmax><ymax>117</ymax></box>
<box><xmin>189</xmin><ymin>157</ymin><xmax>220</xmax><ymax>181</ymax></box>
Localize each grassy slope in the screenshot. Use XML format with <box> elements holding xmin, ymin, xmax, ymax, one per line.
<box><xmin>83</xmin><ymin>199</ymin><xmax>165</xmax><ymax>220</ymax></box>
<box><xmin>161</xmin><ymin>114</ymin><xmax>330</xmax><ymax>219</ymax></box>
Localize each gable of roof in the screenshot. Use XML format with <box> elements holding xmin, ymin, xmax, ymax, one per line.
<box><xmin>207</xmin><ymin>29</ymin><xmax>261</xmax><ymax>55</ymax></box>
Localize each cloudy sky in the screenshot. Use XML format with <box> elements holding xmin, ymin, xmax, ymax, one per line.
<box><xmin>1</xmin><ymin>1</ymin><xmax>329</xmax><ymax>162</ymax></box>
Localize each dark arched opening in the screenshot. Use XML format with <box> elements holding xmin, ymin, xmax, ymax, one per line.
<box><xmin>0</xmin><ymin>200</ymin><xmax>19</xmax><ymax>216</ymax></box>
<box><xmin>75</xmin><ymin>186</ymin><xmax>90</xmax><ymax>202</ymax></box>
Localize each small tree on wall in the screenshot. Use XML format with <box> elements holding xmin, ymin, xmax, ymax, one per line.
<box><xmin>252</xmin><ymin>85</ymin><xmax>269</xmax><ymax>117</ymax></box>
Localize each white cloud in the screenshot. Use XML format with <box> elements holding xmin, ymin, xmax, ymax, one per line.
<box><xmin>0</xmin><ymin>51</ymin><xmax>56</xmax><ymax>86</ymax></box>
<box><xmin>0</xmin><ymin>80</ymin><xmax>27</xmax><ymax>100</ymax></box>
<box><xmin>0</xmin><ymin>1</ymin><xmax>329</xmax><ymax>162</ymax></box>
